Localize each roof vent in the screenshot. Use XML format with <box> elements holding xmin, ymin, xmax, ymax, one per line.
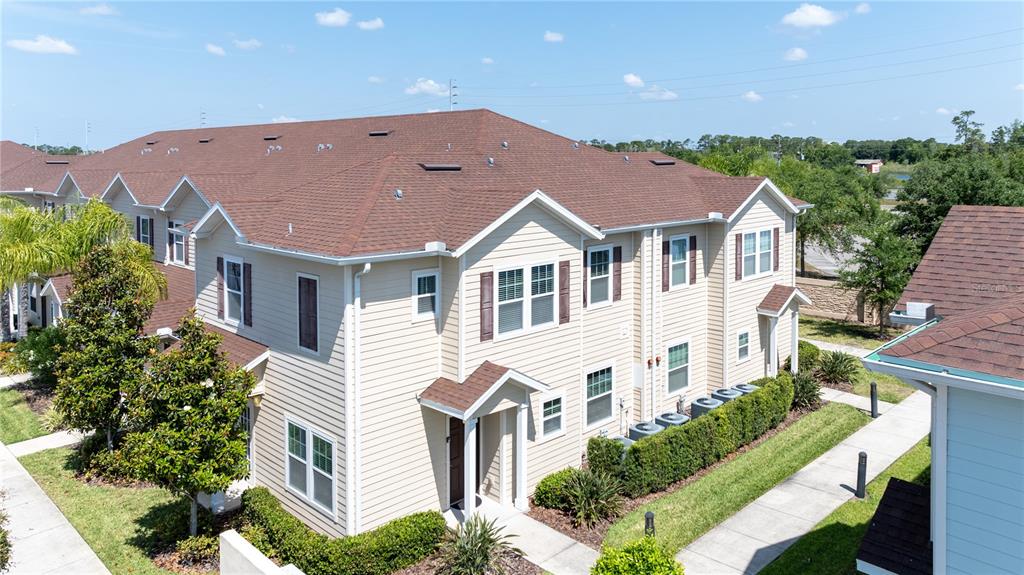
<box><xmin>263</xmin><ymin>135</ymin><xmax>280</xmax><ymax>141</ymax></box>
<box><xmin>623</xmin><ymin>155</ymin><xmax>630</xmax><ymax>163</ymax></box>
<box><xmin>501</xmin><ymin>140</ymin><xmax>509</xmax><ymax>150</ymax></box>
<box><xmin>316</xmin><ymin>143</ymin><xmax>334</xmax><ymax>153</ymax></box>
<box><xmin>145</xmin><ymin>140</ymin><xmax>159</xmax><ymax>145</ymax></box>
<box><xmin>44</xmin><ymin>159</ymin><xmax>69</xmax><ymax>165</ymax></box>
<box><xmin>650</xmin><ymin>159</ymin><xmax>676</xmax><ymax>166</ymax></box>
<box><xmin>166</xmin><ymin>147</ymin><xmax>180</xmax><ymax>155</ymax></box>
<box><xmin>198</xmin><ymin>138</ymin><xmax>212</xmax><ymax>143</ymax></box>
<box><xmin>419</xmin><ymin>163</ymin><xmax>462</xmax><ymax>172</ymax></box>
<box><xmin>487</xmin><ymin>157</ymin><xmax>495</xmax><ymax>167</ymax></box>
<box><xmin>394</xmin><ymin>188</ymin><xmax>403</xmax><ymax>200</ymax></box>
<box><xmin>140</xmin><ymin>148</ymin><xmax>153</xmax><ymax>155</ymax></box>
<box><xmin>368</xmin><ymin>130</ymin><xmax>390</xmax><ymax>137</ymax></box>
<box><xmin>572</xmin><ymin>142</ymin><xmax>580</xmax><ymax>150</ymax></box>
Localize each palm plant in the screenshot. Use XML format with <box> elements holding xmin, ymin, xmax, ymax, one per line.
<box><xmin>815</xmin><ymin>350</ymin><xmax>860</xmax><ymax>387</ymax></box>
<box><xmin>564</xmin><ymin>469</ymin><xmax>624</xmax><ymax>527</ymax></box>
<box><xmin>438</xmin><ymin>514</ymin><xmax>522</xmax><ymax>575</ymax></box>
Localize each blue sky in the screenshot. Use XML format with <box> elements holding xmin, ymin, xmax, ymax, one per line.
<box><xmin>3</xmin><ymin>1</ymin><xmax>1022</xmax><ymax>150</ymax></box>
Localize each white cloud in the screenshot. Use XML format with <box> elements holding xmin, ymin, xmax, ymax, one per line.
<box><xmin>233</xmin><ymin>38</ymin><xmax>262</xmax><ymax>50</ymax></box>
<box><xmin>544</xmin><ymin>31</ymin><xmax>564</xmax><ymax>43</ymax></box>
<box><xmin>935</xmin><ymin>107</ymin><xmax>952</xmax><ymax>115</ymax></box>
<box><xmin>638</xmin><ymin>85</ymin><xmax>678</xmax><ymax>101</ymax></box>
<box><xmin>781</xmin><ymin>4</ymin><xmax>844</xmax><ymax>28</ymax></box>
<box><xmin>623</xmin><ymin>73</ymin><xmax>645</xmax><ymax>88</ymax></box>
<box><xmin>855</xmin><ymin>3</ymin><xmax>871</xmax><ymax>14</ymax></box>
<box><xmin>205</xmin><ymin>43</ymin><xmax>226</xmax><ymax>56</ymax></box>
<box><xmin>782</xmin><ymin>121</ymin><xmax>796</xmax><ymax>128</ymax></box>
<box><xmin>481</xmin><ymin>57</ymin><xmax>494</xmax><ymax>65</ymax></box>
<box><xmin>741</xmin><ymin>90</ymin><xmax>764</xmax><ymax>102</ymax></box>
<box><xmin>79</xmin><ymin>3</ymin><xmax>118</xmax><ymax>16</ymax></box>
<box><xmin>315</xmin><ymin>8</ymin><xmax>351</xmax><ymax>27</ymax></box>
<box><xmin>404</xmin><ymin>78</ymin><xmax>448</xmax><ymax>96</ymax></box>
<box><xmin>272</xmin><ymin>115</ymin><xmax>299</xmax><ymax>123</ymax></box>
<box><xmin>367</xmin><ymin>75</ymin><xmax>385</xmax><ymax>84</ymax></box>
<box><xmin>1014</xmin><ymin>83</ymin><xmax>1024</xmax><ymax>92</ymax></box>
<box><xmin>784</xmin><ymin>47</ymin><xmax>808</xmax><ymax>61</ymax></box>
<box><xmin>357</xmin><ymin>17</ymin><xmax>384</xmax><ymax>31</ymax></box>
<box><xmin>6</xmin><ymin>35</ymin><xmax>77</xmax><ymax>55</ymax></box>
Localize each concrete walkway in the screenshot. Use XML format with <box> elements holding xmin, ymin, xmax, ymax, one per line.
<box><xmin>0</xmin><ymin>443</ymin><xmax>110</xmax><ymax>574</ymax></box>
<box><xmin>821</xmin><ymin>387</ymin><xmax>895</xmax><ymax>415</ymax></box>
<box><xmin>0</xmin><ymin>372</ymin><xmax>32</xmax><ymax>389</ymax></box>
<box><xmin>677</xmin><ymin>390</ymin><xmax>931</xmax><ymax>574</ymax></box>
<box><xmin>802</xmin><ymin>338</ymin><xmax>874</xmax><ymax>358</ymax></box>
<box><xmin>445</xmin><ymin>499</ymin><xmax>599</xmax><ymax>575</ymax></box>
<box><xmin>8</xmin><ymin>430</ymin><xmax>87</xmax><ymax>458</ymax></box>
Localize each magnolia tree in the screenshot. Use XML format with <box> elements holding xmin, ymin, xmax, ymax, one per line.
<box><xmin>124</xmin><ymin>313</ymin><xmax>255</xmax><ymax>536</ymax></box>
<box><xmin>839</xmin><ymin>217</ymin><xmax>920</xmax><ymax>336</ymax></box>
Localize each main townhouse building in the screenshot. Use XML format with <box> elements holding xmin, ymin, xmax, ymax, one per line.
<box><xmin>0</xmin><ymin>110</ymin><xmax>810</xmax><ymax>536</ymax></box>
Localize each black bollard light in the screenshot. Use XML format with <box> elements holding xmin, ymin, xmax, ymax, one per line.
<box><xmin>870</xmin><ymin>381</ymin><xmax>879</xmax><ymax>418</ymax></box>
<box><xmin>856</xmin><ymin>452</ymin><xmax>867</xmax><ymax>498</ymax></box>
<box><xmin>645</xmin><ymin>511</ymin><xmax>655</xmax><ymax>536</ymax></box>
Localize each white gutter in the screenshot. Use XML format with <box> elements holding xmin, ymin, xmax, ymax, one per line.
<box><xmin>238</xmin><ymin>240</ymin><xmax>453</xmax><ymax>267</ymax></box>
<box><xmin>351</xmin><ymin>262</ymin><xmax>372</xmax><ymax>534</ymax></box>
<box><xmin>604</xmin><ymin>215</ymin><xmax>727</xmax><ymax>234</ymax></box>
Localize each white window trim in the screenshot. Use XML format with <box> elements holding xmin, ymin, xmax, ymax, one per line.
<box><xmin>668</xmin><ymin>234</ymin><xmax>690</xmax><ymax>290</ymax></box>
<box><xmin>169</xmin><ymin>220</ymin><xmax>186</xmax><ymax>264</ymax></box>
<box><xmin>739</xmin><ymin>228</ymin><xmax>774</xmax><ymax>280</ymax></box>
<box><xmin>138</xmin><ymin>216</ymin><xmax>152</xmax><ymax>247</ymax></box>
<box><xmin>583</xmin><ymin>361</ymin><xmax>616</xmax><ymax>431</ymax></box>
<box><xmin>737</xmin><ymin>331</ymin><xmax>751</xmax><ymax>364</ymax></box>
<box><xmin>42</xmin><ymin>200</ymin><xmax>56</xmax><ymax>211</ymax></box>
<box><xmin>223</xmin><ymin>255</ymin><xmax>244</xmax><ymax>326</ymax></box>
<box><xmin>493</xmin><ymin>260</ymin><xmax>559</xmax><ymax>341</ymax></box>
<box><xmin>586</xmin><ymin>244</ymin><xmax>613</xmax><ymax>309</ymax></box>
<box><xmin>538</xmin><ymin>392</ymin><xmax>566</xmax><ymax>442</ymax></box>
<box><xmin>410</xmin><ymin>269</ymin><xmax>440</xmax><ymax>323</ymax></box>
<box><xmin>283</xmin><ymin>416</ymin><xmax>337</xmax><ymax>519</ymax></box>
<box><xmin>296</xmin><ymin>272</ymin><xmax>320</xmax><ymax>355</ymax></box>
<box><xmin>665</xmin><ymin>337</ymin><xmax>691</xmax><ymax>395</ymax></box>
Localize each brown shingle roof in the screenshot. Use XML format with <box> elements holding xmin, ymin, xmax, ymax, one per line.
<box><xmin>420</xmin><ymin>361</ymin><xmax>511</xmax><ymax>415</ymax></box>
<box><xmin>144</xmin><ymin>265</ymin><xmax>196</xmax><ymax>334</ymax></box>
<box><xmin>758</xmin><ymin>285</ymin><xmax>797</xmax><ymax>314</ymax></box>
<box><xmin>857</xmin><ymin>478</ymin><xmax>932</xmax><ymax>575</ymax></box>
<box><xmin>897</xmin><ymin>205</ymin><xmax>1024</xmax><ymax>317</ymax></box>
<box><xmin>46</xmin><ymin>274</ymin><xmax>73</xmax><ymax>302</ymax></box>
<box><xmin>203</xmin><ymin>324</ymin><xmax>268</xmax><ymax>368</ymax></box>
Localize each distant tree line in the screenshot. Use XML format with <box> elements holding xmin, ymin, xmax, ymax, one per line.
<box><xmin>21</xmin><ymin>144</ymin><xmax>86</xmax><ymax>155</ymax></box>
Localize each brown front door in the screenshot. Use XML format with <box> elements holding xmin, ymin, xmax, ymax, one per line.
<box><xmin>449</xmin><ymin>418</ymin><xmax>464</xmax><ymax>506</ymax></box>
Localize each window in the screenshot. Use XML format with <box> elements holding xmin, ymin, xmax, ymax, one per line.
<box><xmin>286</xmin><ymin>420</ymin><xmax>334</xmax><ymax>513</ymax></box>
<box><xmin>588</xmin><ymin>248</ymin><xmax>611</xmax><ymax>305</ymax></box>
<box><xmin>224</xmin><ymin>257</ymin><xmax>243</xmax><ymax>324</ymax></box>
<box><xmin>138</xmin><ymin>217</ymin><xmax>152</xmax><ymax>246</ymax></box>
<box><xmin>412</xmin><ymin>270</ymin><xmax>438</xmax><ymax>321</ymax></box>
<box><xmin>667</xmin><ymin>342</ymin><xmax>690</xmax><ymax>392</ymax></box>
<box><xmin>169</xmin><ymin>221</ymin><xmax>185</xmax><ymax>264</ymax></box>
<box><xmin>298</xmin><ymin>275</ymin><xmax>318</xmax><ymax>353</ymax></box>
<box><xmin>737</xmin><ymin>332</ymin><xmax>750</xmax><ymax>362</ymax></box>
<box><xmin>497</xmin><ymin>268</ymin><xmax>524</xmax><ymax>334</ymax></box>
<box><xmin>239</xmin><ymin>405</ymin><xmax>253</xmax><ymax>475</ymax></box>
<box><xmin>669</xmin><ymin>235</ymin><xmax>689</xmax><ymax>287</ymax></box>
<box><xmin>541</xmin><ymin>396</ymin><xmax>563</xmax><ymax>438</ymax></box>
<box><xmin>585</xmin><ymin>366</ymin><xmax>614</xmax><ymax>427</ymax></box>
<box><xmin>42</xmin><ymin>200</ymin><xmax>55</xmax><ymax>211</ymax></box>
<box><xmin>530</xmin><ymin>264</ymin><xmax>555</xmax><ymax>327</ymax></box>
<box><xmin>742</xmin><ymin>230</ymin><xmax>773</xmax><ymax>278</ymax></box>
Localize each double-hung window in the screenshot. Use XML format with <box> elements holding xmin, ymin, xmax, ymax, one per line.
<box><xmin>669</xmin><ymin>235</ymin><xmax>689</xmax><ymax>287</ymax></box>
<box><xmin>737</xmin><ymin>332</ymin><xmax>750</xmax><ymax>362</ymax></box>
<box><xmin>588</xmin><ymin>248</ymin><xmax>611</xmax><ymax>305</ymax></box>
<box><xmin>286</xmin><ymin>420</ymin><xmax>334</xmax><ymax>513</ymax></box>
<box><xmin>497</xmin><ymin>269</ymin><xmax>525</xmax><ymax>335</ymax></box>
<box><xmin>667</xmin><ymin>342</ymin><xmax>690</xmax><ymax>392</ymax></box>
<box><xmin>169</xmin><ymin>221</ymin><xmax>185</xmax><ymax>264</ymax></box>
<box><xmin>541</xmin><ymin>396</ymin><xmax>563</xmax><ymax>438</ymax></box>
<box><xmin>530</xmin><ymin>263</ymin><xmax>555</xmax><ymax>326</ymax></box>
<box><xmin>497</xmin><ymin>264</ymin><xmax>557</xmax><ymax>336</ymax></box>
<box><xmin>412</xmin><ymin>270</ymin><xmax>438</xmax><ymax>321</ymax></box>
<box><xmin>742</xmin><ymin>230</ymin><xmax>773</xmax><ymax>278</ymax></box>
<box><xmin>138</xmin><ymin>217</ymin><xmax>152</xmax><ymax>247</ymax></box>
<box><xmin>224</xmin><ymin>258</ymin><xmax>243</xmax><ymax>324</ymax></box>
<box><xmin>585</xmin><ymin>366</ymin><xmax>614</xmax><ymax>427</ymax></box>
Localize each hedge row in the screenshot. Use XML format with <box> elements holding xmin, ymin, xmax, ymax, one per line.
<box><xmin>241</xmin><ymin>487</ymin><xmax>446</xmax><ymax>575</ymax></box>
<box><xmin>589</xmin><ymin>373</ymin><xmax>795</xmax><ymax>497</ymax></box>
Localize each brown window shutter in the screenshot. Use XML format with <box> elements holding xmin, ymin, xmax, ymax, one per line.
<box><xmin>735</xmin><ymin>233</ymin><xmax>743</xmax><ymax>280</ymax></box>
<box><xmin>243</xmin><ymin>263</ymin><xmax>253</xmax><ymax>327</ymax></box>
<box><xmin>135</xmin><ymin>216</ymin><xmax>141</xmax><ymax>242</ymax></box>
<box><xmin>773</xmin><ymin>227</ymin><xmax>780</xmax><ymax>271</ymax></box>
<box><xmin>298</xmin><ymin>277</ymin><xmax>318</xmax><ymax>352</ymax></box>
<box><xmin>558</xmin><ymin>260</ymin><xmax>570</xmax><ymax>324</ymax></box>
<box><xmin>479</xmin><ymin>272</ymin><xmax>493</xmax><ymax>341</ymax></box>
<box><xmin>612</xmin><ymin>246</ymin><xmax>622</xmax><ymax>301</ymax></box>
<box><xmin>148</xmin><ymin>218</ymin><xmax>155</xmax><ymax>249</ymax></box>
<box><xmin>216</xmin><ymin>257</ymin><xmax>224</xmax><ymax>319</ymax></box>
<box><xmin>40</xmin><ymin>296</ymin><xmax>48</xmax><ymax>327</ymax></box>
<box><xmin>689</xmin><ymin>235</ymin><xmax>697</xmax><ymax>285</ymax></box>
<box><xmin>661</xmin><ymin>240</ymin><xmax>670</xmax><ymax>292</ymax></box>
<box><xmin>184</xmin><ymin>235</ymin><xmax>190</xmax><ymax>266</ymax></box>
<box><xmin>582</xmin><ymin>250</ymin><xmax>588</xmax><ymax>307</ymax></box>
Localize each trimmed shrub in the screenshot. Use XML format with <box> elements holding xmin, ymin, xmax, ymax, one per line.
<box><xmin>588</xmin><ymin>436</ymin><xmax>625</xmax><ymax>477</ymax></box>
<box><xmin>41</xmin><ymin>405</ymin><xmax>67</xmax><ymax>433</ymax></box>
<box><xmin>0</xmin><ymin>507</ymin><xmax>9</xmax><ymax>573</ymax></box>
<box><xmin>783</xmin><ymin>340</ymin><xmax>821</xmax><ymax>373</ymax></box>
<box><xmin>437</xmin><ymin>514</ymin><xmax>522</xmax><ymax>575</ymax></box>
<box><xmin>241</xmin><ymin>487</ymin><xmax>445</xmax><ymax>575</ymax></box>
<box><xmin>792</xmin><ymin>371</ymin><xmax>822</xmax><ymax>409</ymax></box>
<box><xmin>533</xmin><ymin>468</ymin><xmax>576</xmax><ymax>510</ymax></box>
<box><xmin>563</xmin><ymin>469</ymin><xmax>623</xmax><ymax>527</ymax></box>
<box><xmin>13</xmin><ymin>326</ymin><xmax>64</xmax><ymax>388</ymax></box>
<box><xmin>816</xmin><ymin>350</ymin><xmax>859</xmax><ymax>387</ymax></box>
<box><xmin>176</xmin><ymin>534</ymin><xmax>218</xmax><ymax>565</ymax></box>
<box><xmin>592</xmin><ymin>537</ymin><xmax>685</xmax><ymax>575</ymax></box>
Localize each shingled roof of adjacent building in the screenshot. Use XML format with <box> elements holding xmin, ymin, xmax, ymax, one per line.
<box><xmin>756</xmin><ymin>284</ymin><xmax>811</xmax><ymax>316</ymax></box>
<box><xmin>896</xmin><ymin>205</ymin><xmax>1024</xmax><ymax>317</ymax></box>
<box><xmin>144</xmin><ymin>265</ymin><xmax>199</xmax><ymax>334</ymax></box>
<box><xmin>420</xmin><ymin>361</ymin><xmax>512</xmax><ymax>415</ymax></box>
<box><xmin>857</xmin><ymin>478</ymin><xmax>932</xmax><ymax>575</ymax></box>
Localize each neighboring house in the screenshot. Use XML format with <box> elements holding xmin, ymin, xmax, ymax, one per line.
<box><xmin>855</xmin><ymin>158</ymin><xmax>884</xmax><ymax>173</ymax></box>
<box><xmin>861</xmin><ymin>205</ymin><xmax>1024</xmax><ymax>575</ymax></box>
<box><xmin>2</xmin><ymin>110</ymin><xmax>812</xmax><ymax>536</ymax></box>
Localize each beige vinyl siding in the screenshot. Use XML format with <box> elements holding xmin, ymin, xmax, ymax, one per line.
<box><xmin>106</xmin><ymin>183</ymin><xmax>168</xmax><ymax>262</ymax></box>
<box><xmin>630</xmin><ymin>231</ymin><xmax>644</xmax><ymax>424</ymax></box>
<box><xmin>726</xmin><ymin>192</ymin><xmax>795</xmax><ymax>386</ymax></box>
<box><xmin>195</xmin><ymin>223</ymin><xmax>348</xmax><ymax>537</ymax></box>
<box><xmin>440</xmin><ymin>257</ymin><xmax>460</xmax><ymax>379</ymax></box>
<box><xmin>165</xmin><ymin>186</ymin><xmax>209</xmax><ymax>268</ymax></box>
<box><xmin>357</xmin><ymin>257</ymin><xmax>446</xmax><ymax>530</ymax></box>
<box><xmin>706</xmin><ymin>223</ymin><xmax>726</xmax><ymax>391</ymax></box>
<box><xmin>480</xmin><ymin>412</ymin><xmax>505</xmax><ymax>502</ymax></box>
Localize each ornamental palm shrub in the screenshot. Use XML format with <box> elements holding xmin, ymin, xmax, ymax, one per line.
<box><xmin>792</xmin><ymin>371</ymin><xmax>822</xmax><ymax>409</ymax></box>
<box><xmin>815</xmin><ymin>351</ymin><xmax>860</xmax><ymax>387</ymax></box>
<box><xmin>592</xmin><ymin>537</ymin><xmax>685</xmax><ymax>575</ymax></box>
<box><xmin>438</xmin><ymin>514</ymin><xmax>522</xmax><ymax>575</ymax></box>
<box><xmin>563</xmin><ymin>469</ymin><xmax>624</xmax><ymax>527</ymax></box>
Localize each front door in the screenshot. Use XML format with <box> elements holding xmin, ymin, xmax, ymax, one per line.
<box><xmin>449</xmin><ymin>418</ymin><xmax>464</xmax><ymax>506</ymax></box>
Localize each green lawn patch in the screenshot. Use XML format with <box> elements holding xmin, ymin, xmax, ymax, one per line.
<box><xmin>760</xmin><ymin>438</ymin><xmax>930</xmax><ymax>575</ymax></box>
<box><xmin>19</xmin><ymin>447</ymin><xmax>187</xmax><ymax>575</ymax></box>
<box><xmin>852</xmin><ymin>366</ymin><xmax>913</xmax><ymax>404</ymax></box>
<box><xmin>799</xmin><ymin>316</ymin><xmax>897</xmax><ymax>350</ymax></box>
<box><xmin>604</xmin><ymin>403</ymin><xmax>871</xmax><ymax>553</ymax></box>
<box><xmin>0</xmin><ymin>387</ymin><xmax>47</xmax><ymax>444</ymax></box>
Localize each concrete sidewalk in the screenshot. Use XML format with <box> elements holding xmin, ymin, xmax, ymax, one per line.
<box><xmin>8</xmin><ymin>430</ymin><xmax>87</xmax><ymax>458</ymax></box>
<box><xmin>821</xmin><ymin>387</ymin><xmax>894</xmax><ymax>415</ymax></box>
<box><xmin>0</xmin><ymin>373</ymin><xmax>32</xmax><ymax>389</ymax></box>
<box><xmin>677</xmin><ymin>390</ymin><xmax>931</xmax><ymax>574</ymax></box>
<box><xmin>0</xmin><ymin>443</ymin><xmax>110</xmax><ymax>574</ymax></box>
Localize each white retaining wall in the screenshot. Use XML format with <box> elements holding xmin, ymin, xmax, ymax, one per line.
<box><xmin>219</xmin><ymin>529</ymin><xmax>303</xmax><ymax>575</ymax></box>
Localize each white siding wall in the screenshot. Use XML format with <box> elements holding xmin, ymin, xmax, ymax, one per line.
<box><xmin>106</xmin><ymin>184</ymin><xmax>167</xmax><ymax>262</ymax></box>
<box><xmin>165</xmin><ymin>186</ymin><xmax>209</xmax><ymax>268</ymax></box>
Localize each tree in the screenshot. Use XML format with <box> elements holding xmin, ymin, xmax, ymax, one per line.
<box><xmin>839</xmin><ymin>218</ymin><xmax>920</xmax><ymax>336</ymax></box>
<box><xmin>54</xmin><ymin>242</ymin><xmax>161</xmax><ymax>450</ymax></box>
<box><xmin>124</xmin><ymin>313</ymin><xmax>255</xmax><ymax>536</ymax></box>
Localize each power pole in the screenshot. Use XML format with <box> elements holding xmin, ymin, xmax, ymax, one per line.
<box><xmin>85</xmin><ymin>120</ymin><xmax>91</xmax><ymax>152</ymax></box>
<box><xmin>448</xmin><ymin>79</ymin><xmax>458</xmax><ymax>112</ymax></box>
<box><xmin>200</xmin><ymin>108</ymin><xmax>207</xmax><ymax>128</ymax></box>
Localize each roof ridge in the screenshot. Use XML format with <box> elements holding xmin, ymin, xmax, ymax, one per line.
<box><xmin>336</xmin><ymin>154</ymin><xmax>400</xmax><ymax>256</ymax></box>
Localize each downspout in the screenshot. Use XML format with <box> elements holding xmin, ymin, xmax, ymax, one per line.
<box><xmin>722</xmin><ymin>222</ymin><xmax>730</xmax><ymax>390</ymax></box>
<box><xmin>352</xmin><ymin>262</ymin><xmax>371</xmax><ymax>534</ymax></box>
<box><xmin>343</xmin><ymin>265</ymin><xmax>355</xmax><ymax>534</ymax></box>
<box><xmin>650</xmin><ymin>228</ymin><xmax>660</xmax><ymax>422</ymax></box>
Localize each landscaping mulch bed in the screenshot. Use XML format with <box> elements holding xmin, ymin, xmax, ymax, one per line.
<box><xmin>396</xmin><ymin>550</ymin><xmax>542</xmax><ymax>575</ymax></box>
<box><xmin>527</xmin><ymin>405</ymin><xmax>820</xmax><ymax>549</ymax></box>
<box><xmin>152</xmin><ymin>509</ymin><xmax>244</xmax><ymax>575</ymax></box>
<box><xmin>821</xmin><ymin>380</ymin><xmax>854</xmax><ymax>394</ymax></box>
<box><xmin>11</xmin><ymin>379</ymin><xmax>54</xmax><ymax>416</ymax></box>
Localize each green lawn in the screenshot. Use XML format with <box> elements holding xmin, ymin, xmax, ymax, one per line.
<box><xmin>799</xmin><ymin>316</ymin><xmax>897</xmax><ymax>350</ymax></box>
<box><xmin>604</xmin><ymin>403</ymin><xmax>871</xmax><ymax>553</ymax></box>
<box><xmin>760</xmin><ymin>438</ymin><xmax>930</xmax><ymax>575</ymax></box>
<box><xmin>852</xmin><ymin>366</ymin><xmax>914</xmax><ymax>404</ymax></box>
<box><xmin>0</xmin><ymin>387</ymin><xmax>47</xmax><ymax>444</ymax></box>
<box><xmin>19</xmin><ymin>447</ymin><xmax>188</xmax><ymax>575</ymax></box>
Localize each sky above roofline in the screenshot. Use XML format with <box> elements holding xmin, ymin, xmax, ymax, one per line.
<box><xmin>3</xmin><ymin>2</ymin><xmax>1022</xmax><ymax>150</ymax></box>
